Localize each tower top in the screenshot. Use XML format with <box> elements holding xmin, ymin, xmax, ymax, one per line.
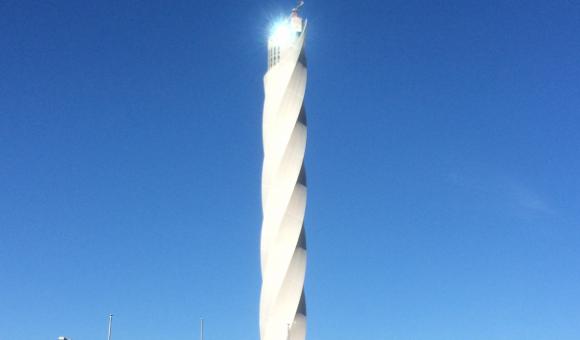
<box><xmin>267</xmin><ymin>0</ymin><xmax>305</xmax><ymax>53</ymax></box>
<box><xmin>290</xmin><ymin>1</ymin><xmax>304</xmax><ymax>33</ymax></box>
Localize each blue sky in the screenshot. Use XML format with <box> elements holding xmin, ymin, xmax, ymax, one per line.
<box><xmin>1</xmin><ymin>1</ymin><xmax>579</xmax><ymax>339</ymax></box>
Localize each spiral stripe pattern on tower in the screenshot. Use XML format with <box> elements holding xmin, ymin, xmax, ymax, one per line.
<box><xmin>260</xmin><ymin>19</ymin><xmax>308</xmax><ymax>340</ymax></box>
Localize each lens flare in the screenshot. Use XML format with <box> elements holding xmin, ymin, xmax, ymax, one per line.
<box><xmin>269</xmin><ymin>20</ymin><xmax>294</xmax><ymax>47</ymax></box>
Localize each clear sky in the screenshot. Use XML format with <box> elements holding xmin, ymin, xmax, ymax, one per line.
<box><xmin>1</xmin><ymin>1</ymin><xmax>579</xmax><ymax>339</ymax></box>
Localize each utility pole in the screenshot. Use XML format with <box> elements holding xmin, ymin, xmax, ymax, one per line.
<box><xmin>200</xmin><ymin>318</ymin><xmax>204</xmax><ymax>340</ymax></box>
<box><xmin>107</xmin><ymin>314</ymin><xmax>113</xmax><ymax>340</ymax></box>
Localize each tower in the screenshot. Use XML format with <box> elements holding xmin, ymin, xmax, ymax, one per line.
<box><xmin>260</xmin><ymin>3</ymin><xmax>308</xmax><ymax>340</ymax></box>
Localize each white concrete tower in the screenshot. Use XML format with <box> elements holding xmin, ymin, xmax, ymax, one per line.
<box><xmin>260</xmin><ymin>3</ymin><xmax>308</xmax><ymax>340</ymax></box>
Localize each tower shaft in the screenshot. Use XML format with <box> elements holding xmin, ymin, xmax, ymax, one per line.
<box><xmin>260</xmin><ymin>13</ymin><xmax>308</xmax><ymax>340</ymax></box>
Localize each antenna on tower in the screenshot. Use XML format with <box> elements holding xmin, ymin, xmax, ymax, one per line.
<box><xmin>292</xmin><ymin>1</ymin><xmax>304</xmax><ymax>13</ymax></box>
